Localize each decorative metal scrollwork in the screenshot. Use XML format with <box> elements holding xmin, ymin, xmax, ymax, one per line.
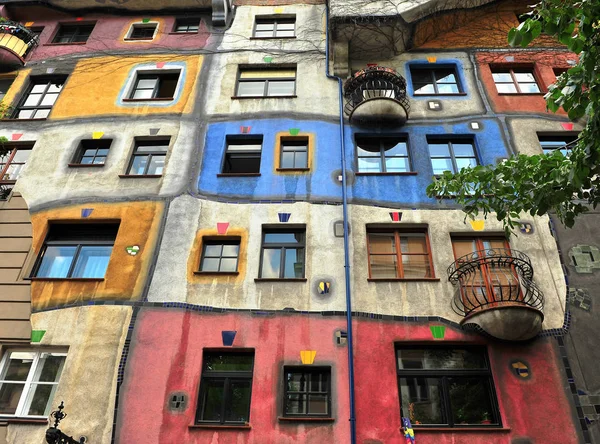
<box><xmin>45</xmin><ymin>402</ymin><xmax>86</xmax><ymax>444</ymax></box>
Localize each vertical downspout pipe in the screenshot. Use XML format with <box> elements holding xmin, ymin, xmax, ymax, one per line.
<box><xmin>324</xmin><ymin>3</ymin><xmax>357</xmax><ymax>444</ymax></box>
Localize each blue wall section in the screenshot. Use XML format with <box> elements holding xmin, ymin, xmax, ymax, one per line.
<box><xmin>197</xmin><ymin>118</ymin><xmax>509</xmax><ymax>206</ymax></box>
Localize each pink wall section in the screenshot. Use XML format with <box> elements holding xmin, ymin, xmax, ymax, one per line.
<box><xmin>116</xmin><ymin>309</ymin><xmax>579</xmax><ymax>444</ymax></box>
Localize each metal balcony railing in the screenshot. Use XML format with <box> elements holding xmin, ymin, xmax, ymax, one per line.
<box><xmin>0</xmin><ymin>19</ymin><xmax>39</xmax><ymax>61</ymax></box>
<box><xmin>343</xmin><ymin>66</ymin><xmax>410</xmax><ymax>123</ymax></box>
<box><xmin>447</xmin><ymin>248</ymin><xmax>544</xmax><ymax>317</ymax></box>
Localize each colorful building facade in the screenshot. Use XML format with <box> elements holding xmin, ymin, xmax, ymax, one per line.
<box><xmin>0</xmin><ymin>0</ymin><xmax>592</xmax><ymax>443</ymax></box>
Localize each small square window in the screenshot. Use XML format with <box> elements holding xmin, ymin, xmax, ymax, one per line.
<box><xmin>0</xmin><ymin>350</ymin><xmax>67</xmax><ymax>417</ymax></box>
<box><xmin>284</xmin><ymin>367</ymin><xmax>331</xmax><ymax>417</ymax></box>
<box><xmin>356</xmin><ymin>135</ymin><xmax>410</xmax><ymax>173</ymax></box>
<box><xmin>199</xmin><ymin>238</ymin><xmax>240</xmax><ymax>273</ymax></box>
<box><xmin>253</xmin><ymin>16</ymin><xmax>296</xmax><ymax>38</ymax></box>
<box><xmin>174</xmin><ymin>18</ymin><xmax>200</xmax><ymax>33</ymax></box>
<box><xmin>128</xmin><ymin>72</ymin><xmax>180</xmax><ymax>100</ymax></box>
<box><xmin>259</xmin><ymin>228</ymin><xmax>305</xmax><ymax>279</ymax></box>
<box><xmin>32</xmin><ymin>223</ymin><xmax>119</xmax><ymax>279</ymax></box>
<box><xmin>491</xmin><ymin>66</ymin><xmax>540</xmax><ymax>94</ymax></box>
<box><xmin>128</xmin><ymin>23</ymin><xmax>158</xmax><ymax>40</ymax></box>
<box><xmin>538</xmin><ymin>134</ymin><xmax>577</xmax><ymax>156</ymax></box>
<box><xmin>195</xmin><ymin>351</ymin><xmax>254</xmax><ymax>425</ymax></box>
<box><xmin>222</xmin><ymin>136</ymin><xmax>263</xmax><ymax>175</ymax></box>
<box><xmin>280</xmin><ymin>137</ymin><xmax>308</xmax><ymax>170</ymax></box>
<box><xmin>126</xmin><ymin>138</ymin><xmax>169</xmax><ymax>176</ymax></box>
<box><xmin>52</xmin><ymin>23</ymin><xmax>95</xmax><ymax>43</ymax></box>
<box><xmin>410</xmin><ymin>66</ymin><xmax>462</xmax><ymax>95</ymax></box>
<box><xmin>236</xmin><ymin>67</ymin><xmax>296</xmax><ymax>98</ymax></box>
<box><xmin>427</xmin><ymin>137</ymin><xmax>477</xmax><ymax>175</ymax></box>
<box><xmin>70</xmin><ymin>139</ymin><xmax>112</xmax><ymax>166</ymax></box>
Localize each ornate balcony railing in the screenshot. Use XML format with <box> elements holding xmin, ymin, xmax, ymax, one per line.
<box><xmin>343</xmin><ymin>66</ymin><xmax>410</xmax><ymax>126</ymax></box>
<box><xmin>0</xmin><ymin>19</ymin><xmax>39</xmax><ymax>70</ymax></box>
<box><xmin>447</xmin><ymin>248</ymin><xmax>544</xmax><ymax>318</ymax></box>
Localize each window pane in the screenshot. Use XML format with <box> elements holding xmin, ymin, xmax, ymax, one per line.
<box><xmin>227</xmin><ymin>143</ymin><xmax>262</xmax><ymax>152</ymax></box>
<box><xmin>136</xmin><ymin>78</ymin><xmax>158</xmax><ymax>89</ymax></box>
<box><xmin>0</xmin><ymin>383</ymin><xmax>24</xmax><ymax>414</ymax></box>
<box><xmin>203</xmin><ymin>354</ymin><xmax>254</xmax><ymax>372</ymax></box>
<box><xmin>222</xmin><ymin>244</ymin><xmax>239</xmax><ymax>257</ymax></box>
<box><xmin>267</xmin><ymin>80</ymin><xmax>295</xmax><ymax>96</ymax></box>
<box><xmin>285</xmin><ymin>393</ymin><xmax>306</xmax><ymax>414</ymax></box>
<box><xmin>129</xmin><ymin>156</ymin><xmax>149</xmax><ymax>175</ymax></box>
<box><xmin>436</xmin><ymin>70</ymin><xmax>457</xmax><ymax>84</ymax></box>
<box><xmin>225</xmin><ymin>380</ymin><xmax>251</xmax><ymax>422</ymax></box>
<box><xmin>428</xmin><ymin>144</ymin><xmax>450</xmax><ymax>157</ymax></box>
<box><xmin>295</xmin><ymin>151</ymin><xmax>308</xmax><ymax>168</ymax></box>
<box><xmin>384</xmin><ymin>141</ymin><xmax>408</xmax><ymax>156</ymax></box>
<box><xmin>400</xmin><ymin>236</ymin><xmax>427</xmax><ymax>254</ymax></box>
<box><xmin>17</xmin><ymin>109</ymin><xmax>34</xmax><ymax>119</ymax></box>
<box><xmin>455</xmin><ymin>158</ymin><xmax>477</xmax><ymax>170</ymax></box>
<box><xmin>25</xmin><ymin>383</ymin><xmax>55</xmax><ymax>416</ymax></box>
<box><xmin>220</xmin><ymin>258</ymin><xmax>238</xmax><ymax>272</ymax></box>
<box><xmin>286</xmin><ymin>372</ymin><xmax>306</xmax><ymax>392</ymax></box>
<box><xmin>308</xmin><ymin>394</ymin><xmax>328</xmax><ymax>414</ymax></box>
<box><xmin>201</xmin><ymin>257</ymin><xmax>220</xmax><ymax>272</ymax></box>
<box><xmin>413</xmin><ymin>83</ymin><xmax>435</xmax><ymax>95</ymax></box>
<box><xmin>40</xmin><ymin>93</ymin><xmax>59</xmax><ymax>106</ymax></box>
<box><xmin>369</xmin><ymin>233</ymin><xmax>395</xmax><ymax>254</ymax></box>
<box><xmin>264</xmin><ymin>232</ymin><xmax>302</xmax><ymax>244</ymax></box>
<box><xmin>399</xmin><ymin>377</ymin><xmax>444</xmax><ymax>424</ymax></box>
<box><xmin>72</xmin><ymin>246</ymin><xmax>112</xmax><ymax>278</ymax></box>
<box><xmin>385</xmin><ymin>157</ymin><xmax>409</xmax><ymax>173</ymax></box>
<box><xmin>437</xmin><ymin>83</ymin><xmax>460</xmax><ymax>94</ymax></box>
<box><xmin>147</xmin><ymin>155</ymin><xmax>165</xmax><ymax>175</ymax></box>
<box><xmin>358</xmin><ymin>157</ymin><xmax>382</xmax><ymax>173</ymax></box>
<box><xmin>397</xmin><ymin>348</ymin><xmax>487</xmax><ymax>370</ymax></box>
<box><xmin>452</xmin><ymin>143</ymin><xmax>475</xmax><ymax>157</ymax></box>
<box><xmin>514</xmin><ymin>72</ymin><xmax>535</xmax><ymax>82</ymax></box>
<box><xmin>2</xmin><ymin>352</ymin><xmax>35</xmax><ymax>381</ymax></box>
<box><xmin>276</xmin><ymin>22</ymin><xmax>295</xmax><ymax>31</ymax></box>
<box><xmin>37</xmin><ymin>246</ymin><xmax>77</xmax><ymax>278</ymax></box>
<box><xmin>23</xmin><ymin>93</ymin><xmax>42</xmax><ymax>107</ymax></box>
<box><xmin>237</xmin><ymin>81</ymin><xmax>265</xmax><ymax>96</ymax></box>
<box><xmin>402</xmin><ymin>255</ymin><xmax>432</xmax><ymax>278</ymax></box>
<box><xmin>431</xmin><ymin>158</ymin><xmax>454</xmax><ymax>175</ymax></box>
<box><xmin>223</xmin><ymin>153</ymin><xmax>261</xmax><ymax>174</ymax></box>
<box><xmin>283</xmin><ymin>248</ymin><xmax>303</xmax><ymax>278</ymax></box>
<box><xmin>518</xmin><ymin>82</ymin><xmax>540</xmax><ymax>93</ymax></box>
<box><xmin>31</xmin><ymin>84</ymin><xmax>46</xmax><ymax>93</ymax></box>
<box><xmin>495</xmin><ymin>83</ymin><xmax>517</xmax><ymax>93</ymax></box>
<box><xmin>356</xmin><ymin>140</ymin><xmax>381</xmax><ymax>155</ymax></box>
<box><xmin>132</xmin><ymin>89</ymin><xmax>154</xmax><ymax>99</ymax></box>
<box><xmin>370</xmin><ymin>254</ymin><xmax>398</xmax><ymax>278</ymax></box>
<box><xmin>254</xmin><ymin>30</ymin><xmax>273</xmax><ymax>38</ymax></box>
<box><xmin>199</xmin><ymin>379</ymin><xmax>224</xmax><ymax>421</ymax></box>
<box><xmin>491</xmin><ymin>72</ymin><xmax>512</xmax><ymax>82</ymax></box>
<box><xmin>34</xmin><ymin>109</ymin><xmax>51</xmax><ymax>119</ymax></box>
<box><xmin>261</xmin><ymin>248</ymin><xmax>281</xmax><ymax>278</ymax></box>
<box><xmin>37</xmin><ymin>354</ymin><xmax>65</xmax><ymax>383</ymax></box>
<box><xmin>47</xmin><ymin>84</ymin><xmax>63</xmax><ymax>93</ymax></box>
<box><xmin>255</xmin><ymin>23</ymin><xmax>274</xmax><ymax>32</ymax></box>
<box><xmin>448</xmin><ymin>377</ymin><xmax>496</xmax><ymax>425</ymax></box>
<box><xmin>204</xmin><ymin>244</ymin><xmax>223</xmax><ymax>257</ymax></box>
<box><xmin>276</xmin><ymin>29</ymin><xmax>295</xmax><ymax>37</ymax></box>
<box><xmin>281</xmin><ymin>151</ymin><xmax>295</xmax><ymax>169</ymax></box>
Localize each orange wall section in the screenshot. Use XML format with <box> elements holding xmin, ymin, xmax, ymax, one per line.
<box><xmin>50</xmin><ymin>54</ymin><xmax>203</xmax><ymax>119</ymax></box>
<box><xmin>30</xmin><ymin>201</ymin><xmax>165</xmax><ymax>311</ymax></box>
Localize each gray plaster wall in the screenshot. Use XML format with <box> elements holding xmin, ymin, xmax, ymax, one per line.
<box><xmin>507</xmin><ymin>117</ymin><xmax>584</xmax><ymax>156</ymax></box>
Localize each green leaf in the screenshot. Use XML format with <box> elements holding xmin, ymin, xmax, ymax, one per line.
<box><xmin>508</xmin><ymin>28</ymin><xmax>523</xmax><ymax>47</ymax></box>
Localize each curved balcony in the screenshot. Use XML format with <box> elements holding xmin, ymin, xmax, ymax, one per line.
<box><xmin>448</xmin><ymin>248</ymin><xmax>544</xmax><ymax>341</ymax></box>
<box><xmin>343</xmin><ymin>66</ymin><xmax>410</xmax><ymax>126</ymax></box>
<box><xmin>0</xmin><ymin>20</ymin><xmax>38</xmax><ymax>72</ymax></box>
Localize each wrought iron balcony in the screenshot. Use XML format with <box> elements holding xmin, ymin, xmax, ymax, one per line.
<box><xmin>343</xmin><ymin>66</ymin><xmax>410</xmax><ymax>126</ymax></box>
<box><xmin>447</xmin><ymin>248</ymin><xmax>544</xmax><ymax>341</ymax></box>
<box><xmin>0</xmin><ymin>20</ymin><xmax>39</xmax><ymax>71</ymax></box>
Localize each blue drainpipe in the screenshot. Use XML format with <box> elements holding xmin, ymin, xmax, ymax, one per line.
<box><xmin>324</xmin><ymin>4</ymin><xmax>357</xmax><ymax>444</ymax></box>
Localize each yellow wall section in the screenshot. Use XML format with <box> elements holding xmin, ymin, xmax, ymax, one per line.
<box><xmin>188</xmin><ymin>228</ymin><xmax>248</xmax><ymax>284</ymax></box>
<box><xmin>30</xmin><ymin>201</ymin><xmax>164</xmax><ymax>310</ymax></box>
<box><xmin>1</xmin><ymin>69</ymin><xmax>30</xmax><ymax>109</ymax></box>
<box><xmin>50</xmin><ymin>54</ymin><xmax>202</xmax><ymax>118</ymax></box>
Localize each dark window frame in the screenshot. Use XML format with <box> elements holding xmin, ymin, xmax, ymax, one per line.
<box><xmin>258</xmin><ymin>227</ymin><xmax>306</xmax><ymax>279</ymax></box>
<box><xmin>127</xmin><ymin>23</ymin><xmax>158</xmax><ymax>40</ymax></box>
<box><xmin>70</xmin><ymin>139</ymin><xmax>112</xmax><ymax>166</ymax></box>
<box><xmin>173</xmin><ymin>17</ymin><xmax>201</xmax><ymax>33</ymax></box>
<box><xmin>366</xmin><ymin>228</ymin><xmax>435</xmax><ymax>279</ymax></box>
<box><xmin>279</xmin><ymin>137</ymin><xmax>309</xmax><ymax>170</ymax></box>
<box><xmin>0</xmin><ymin>145</ymin><xmax>33</xmax><ymax>184</ymax></box>
<box><xmin>13</xmin><ymin>77</ymin><xmax>67</xmax><ymax>120</ymax></box>
<box><xmin>490</xmin><ymin>66</ymin><xmax>541</xmax><ymax>94</ymax></box>
<box><xmin>409</xmin><ymin>65</ymin><xmax>463</xmax><ymax>96</ymax></box>
<box><xmin>199</xmin><ymin>237</ymin><xmax>241</xmax><ymax>273</ymax></box>
<box><xmin>537</xmin><ymin>134</ymin><xmax>577</xmax><ymax>156</ymax></box>
<box><xmin>235</xmin><ymin>66</ymin><xmax>297</xmax><ymax>98</ymax></box>
<box><xmin>396</xmin><ymin>345</ymin><xmax>501</xmax><ymax>428</ymax></box>
<box><xmin>125</xmin><ymin>138</ymin><xmax>170</xmax><ymax>176</ymax></box>
<box><xmin>283</xmin><ymin>366</ymin><xmax>332</xmax><ymax>418</ymax></box>
<box><xmin>221</xmin><ymin>135</ymin><xmax>263</xmax><ymax>175</ymax></box>
<box><xmin>253</xmin><ymin>16</ymin><xmax>296</xmax><ymax>38</ymax></box>
<box><xmin>52</xmin><ymin>23</ymin><xmax>95</xmax><ymax>44</ymax></box>
<box><xmin>427</xmin><ymin>137</ymin><xmax>479</xmax><ymax>176</ymax></box>
<box><xmin>195</xmin><ymin>350</ymin><xmax>255</xmax><ymax>426</ymax></box>
<box><xmin>355</xmin><ymin>135</ymin><xmax>412</xmax><ymax>174</ymax></box>
<box><xmin>128</xmin><ymin>71</ymin><xmax>181</xmax><ymax>101</ymax></box>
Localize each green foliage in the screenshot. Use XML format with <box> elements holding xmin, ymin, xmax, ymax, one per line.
<box><xmin>427</xmin><ymin>0</ymin><xmax>600</xmax><ymax>233</ymax></box>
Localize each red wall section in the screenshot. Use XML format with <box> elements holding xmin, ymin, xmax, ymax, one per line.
<box><xmin>476</xmin><ymin>51</ymin><xmax>577</xmax><ymax>115</ymax></box>
<box><xmin>116</xmin><ymin>309</ymin><xmax>579</xmax><ymax>444</ymax></box>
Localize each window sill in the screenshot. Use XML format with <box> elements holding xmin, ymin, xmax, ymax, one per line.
<box><xmin>0</xmin><ymin>417</ymin><xmax>48</xmax><ymax>425</ymax></box>
<box><xmin>497</xmin><ymin>93</ymin><xmax>545</xmax><ymax>96</ymax></box>
<box><xmin>413</xmin><ymin>92</ymin><xmax>467</xmax><ymax>97</ymax></box>
<box><xmin>122</xmin><ymin>98</ymin><xmax>174</xmax><ymax>102</ymax></box>
<box><xmin>276</xmin><ymin>168</ymin><xmax>310</xmax><ymax>172</ymax></box>
<box><xmin>278</xmin><ymin>416</ymin><xmax>334</xmax><ymax>422</ymax></box>
<box><xmin>68</xmin><ymin>163</ymin><xmax>105</xmax><ymax>168</ymax></box>
<box><xmin>189</xmin><ymin>424</ymin><xmax>251</xmax><ymax>430</ymax></box>
<box><xmin>28</xmin><ymin>277</ymin><xmax>104</xmax><ymax>282</ymax></box>
<box><xmin>1</xmin><ymin>118</ymin><xmax>48</xmax><ymax>122</ymax></box>
<box><xmin>409</xmin><ymin>427</ymin><xmax>510</xmax><ymax>433</ymax></box>
<box><xmin>44</xmin><ymin>42</ymin><xmax>87</xmax><ymax>46</ymax></box>
<box><xmin>367</xmin><ymin>278</ymin><xmax>440</xmax><ymax>282</ymax></box>
<box><xmin>249</xmin><ymin>36</ymin><xmax>297</xmax><ymax>40</ymax></box>
<box><xmin>355</xmin><ymin>172</ymin><xmax>417</xmax><ymax>176</ymax></box>
<box><xmin>194</xmin><ymin>271</ymin><xmax>240</xmax><ymax>276</ymax></box>
<box><xmin>231</xmin><ymin>95</ymin><xmax>297</xmax><ymax>100</ymax></box>
<box><xmin>123</xmin><ymin>37</ymin><xmax>155</xmax><ymax>41</ymax></box>
<box><xmin>118</xmin><ymin>174</ymin><xmax>162</xmax><ymax>179</ymax></box>
<box><xmin>217</xmin><ymin>173</ymin><xmax>261</xmax><ymax>177</ymax></box>
<box><xmin>168</xmin><ymin>31</ymin><xmax>199</xmax><ymax>35</ymax></box>
<box><xmin>254</xmin><ymin>278</ymin><xmax>307</xmax><ymax>282</ymax></box>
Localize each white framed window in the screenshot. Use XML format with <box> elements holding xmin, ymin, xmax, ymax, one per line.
<box><xmin>0</xmin><ymin>350</ymin><xmax>67</xmax><ymax>417</ymax></box>
<box><xmin>125</xmin><ymin>22</ymin><xmax>159</xmax><ymax>41</ymax></box>
<box><xmin>119</xmin><ymin>63</ymin><xmax>186</xmax><ymax>106</ymax></box>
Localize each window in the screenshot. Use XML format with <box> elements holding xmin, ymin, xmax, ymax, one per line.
<box><xmin>195</xmin><ymin>351</ymin><xmax>254</xmax><ymax>425</ymax></box>
<box><xmin>284</xmin><ymin>367</ymin><xmax>331</xmax><ymax>417</ymax></box>
<box><xmin>367</xmin><ymin>229</ymin><xmax>434</xmax><ymax>279</ymax></box>
<box><xmin>259</xmin><ymin>228</ymin><xmax>305</xmax><ymax>279</ymax></box>
<box><xmin>396</xmin><ymin>346</ymin><xmax>500</xmax><ymax>427</ymax></box>
<box><xmin>127</xmin><ymin>23</ymin><xmax>157</xmax><ymax>40</ymax></box>
<box><xmin>199</xmin><ymin>239</ymin><xmax>240</xmax><ymax>273</ymax></box>
<box><xmin>356</xmin><ymin>136</ymin><xmax>410</xmax><ymax>173</ymax></box>
<box><xmin>280</xmin><ymin>137</ymin><xmax>308</xmax><ymax>169</ymax></box>
<box><xmin>410</xmin><ymin>66</ymin><xmax>462</xmax><ymax>95</ymax></box>
<box><xmin>253</xmin><ymin>17</ymin><xmax>296</xmax><ymax>38</ymax></box>
<box><xmin>428</xmin><ymin>138</ymin><xmax>477</xmax><ymax>175</ymax></box>
<box><xmin>128</xmin><ymin>72</ymin><xmax>180</xmax><ymax>100</ymax></box>
<box><xmin>553</xmin><ymin>67</ymin><xmax>568</xmax><ymax>78</ymax></box>
<box><xmin>236</xmin><ymin>67</ymin><xmax>296</xmax><ymax>97</ymax></box>
<box><xmin>0</xmin><ymin>78</ymin><xmax>15</xmax><ymax>100</ymax></box>
<box><xmin>0</xmin><ymin>350</ymin><xmax>66</xmax><ymax>417</ymax></box>
<box><xmin>491</xmin><ymin>67</ymin><xmax>540</xmax><ymax>93</ymax></box>
<box><xmin>52</xmin><ymin>24</ymin><xmax>94</xmax><ymax>43</ymax></box>
<box><xmin>174</xmin><ymin>18</ymin><xmax>200</xmax><ymax>33</ymax></box>
<box><xmin>126</xmin><ymin>138</ymin><xmax>169</xmax><ymax>176</ymax></box>
<box><xmin>538</xmin><ymin>135</ymin><xmax>577</xmax><ymax>156</ymax></box>
<box><xmin>221</xmin><ymin>136</ymin><xmax>262</xmax><ymax>175</ymax></box>
<box><xmin>14</xmin><ymin>78</ymin><xmax>65</xmax><ymax>119</ymax></box>
<box><xmin>33</xmin><ymin>223</ymin><xmax>119</xmax><ymax>279</ymax></box>
<box><xmin>71</xmin><ymin>139</ymin><xmax>112</xmax><ymax>166</ymax></box>
<box><xmin>29</xmin><ymin>27</ymin><xmax>44</xmax><ymax>41</ymax></box>
<box><xmin>0</xmin><ymin>146</ymin><xmax>31</xmax><ymax>183</ymax></box>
